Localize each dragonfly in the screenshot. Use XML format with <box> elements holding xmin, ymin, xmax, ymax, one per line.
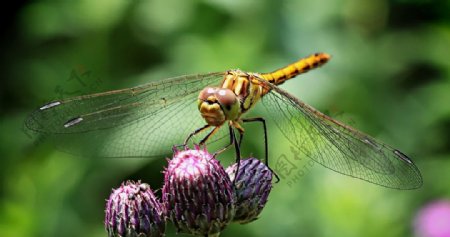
<box><xmin>25</xmin><ymin>53</ymin><xmax>423</xmax><ymax>189</ymax></box>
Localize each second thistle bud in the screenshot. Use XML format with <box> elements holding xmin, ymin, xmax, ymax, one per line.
<box><xmin>105</xmin><ymin>180</ymin><xmax>165</xmax><ymax>237</ymax></box>
<box><xmin>226</xmin><ymin>158</ymin><xmax>273</xmax><ymax>224</ymax></box>
<box><xmin>162</xmin><ymin>147</ymin><xmax>235</xmax><ymax>236</ymax></box>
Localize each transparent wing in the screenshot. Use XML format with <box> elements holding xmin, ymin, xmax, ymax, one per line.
<box><xmin>257</xmin><ymin>78</ymin><xmax>423</xmax><ymax>189</ymax></box>
<box><xmin>25</xmin><ymin>72</ymin><xmax>227</xmax><ymax>158</ymax></box>
<box><xmin>26</xmin><ymin>73</ymin><xmax>223</xmax><ymax>133</ymax></box>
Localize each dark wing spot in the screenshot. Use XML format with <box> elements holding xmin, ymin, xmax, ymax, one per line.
<box><xmin>393</xmin><ymin>149</ymin><xmax>413</xmax><ymax>164</ymax></box>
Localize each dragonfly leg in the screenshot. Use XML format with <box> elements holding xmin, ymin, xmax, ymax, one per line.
<box><xmin>238</xmin><ymin>131</ymin><xmax>244</xmax><ymax>147</ymax></box>
<box><xmin>212</xmin><ymin>125</ymin><xmax>236</xmax><ymax>157</ymax></box>
<box><xmin>199</xmin><ymin>126</ymin><xmax>220</xmax><ymax>145</ymax></box>
<box><xmin>229</xmin><ymin>125</ymin><xmax>241</xmax><ymax>186</ymax></box>
<box><xmin>230</xmin><ymin>125</ymin><xmax>241</xmax><ymax>161</ymax></box>
<box><xmin>173</xmin><ymin>124</ymin><xmax>211</xmax><ymax>152</ymax></box>
<box><xmin>183</xmin><ymin>124</ymin><xmax>210</xmax><ymax>145</ymax></box>
<box><xmin>230</xmin><ymin>121</ymin><xmax>245</xmax><ymax>147</ymax></box>
<box><xmin>242</xmin><ymin>117</ymin><xmax>280</xmax><ymax>183</ymax></box>
<box><xmin>242</xmin><ymin>117</ymin><xmax>268</xmax><ymax>165</ymax></box>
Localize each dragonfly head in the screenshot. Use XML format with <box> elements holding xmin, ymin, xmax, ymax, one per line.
<box><xmin>198</xmin><ymin>87</ymin><xmax>241</xmax><ymax>126</ymax></box>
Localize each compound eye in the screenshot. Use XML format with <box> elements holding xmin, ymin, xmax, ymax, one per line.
<box><xmin>198</xmin><ymin>87</ymin><xmax>218</xmax><ymax>101</ymax></box>
<box><xmin>216</xmin><ymin>88</ymin><xmax>237</xmax><ymax>107</ymax></box>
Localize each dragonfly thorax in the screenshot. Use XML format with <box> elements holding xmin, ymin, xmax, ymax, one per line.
<box><xmin>221</xmin><ymin>70</ymin><xmax>264</xmax><ymax>113</ymax></box>
<box><xmin>197</xmin><ymin>87</ymin><xmax>241</xmax><ymax>126</ymax></box>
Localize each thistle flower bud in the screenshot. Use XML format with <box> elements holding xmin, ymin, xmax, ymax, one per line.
<box><xmin>162</xmin><ymin>147</ymin><xmax>235</xmax><ymax>236</ymax></box>
<box><xmin>105</xmin><ymin>181</ymin><xmax>165</xmax><ymax>237</ymax></box>
<box><xmin>226</xmin><ymin>158</ymin><xmax>273</xmax><ymax>224</ymax></box>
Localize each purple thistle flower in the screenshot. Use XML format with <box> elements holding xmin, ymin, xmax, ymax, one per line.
<box><xmin>105</xmin><ymin>180</ymin><xmax>165</xmax><ymax>237</ymax></box>
<box><xmin>415</xmin><ymin>199</ymin><xmax>450</xmax><ymax>237</ymax></box>
<box><xmin>162</xmin><ymin>147</ymin><xmax>235</xmax><ymax>236</ymax></box>
<box><xmin>226</xmin><ymin>157</ymin><xmax>273</xmax><ymax>224</ymax></box>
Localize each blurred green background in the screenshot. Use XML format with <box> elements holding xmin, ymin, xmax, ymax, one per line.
<box><xmin>1</xmin><ymin>0</ymin><xmax>450</xmax><ymax>236</ymax></box>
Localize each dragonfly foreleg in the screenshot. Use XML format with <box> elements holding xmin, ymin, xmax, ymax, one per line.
<box><xmin>199</xmin><ymin>126</ymin><xmax>220</xmax><ymax>145</ymax></box>
<box><xmin>183</xmin><ymin>124</ymin><xmax>211</xmax><ymax>146</ymax></box>
<box><xmin>173</xmin><ymin>125</ymin><xmax>212</xmax><ymax>152</ymax></box>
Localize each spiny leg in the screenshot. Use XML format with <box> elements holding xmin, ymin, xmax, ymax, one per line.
<box><xmin>238</xmin><ymin>132</ymin><xmax>244</xmax><ymax>148</ymax></box>
<box><xmin>173</xmin><ymin>124</ymin><xmax>211</xmax><ymax>152</ymax></box>
<box><xmin>184</xmin><ymin>124</ymin><xmax>210</xmax><ymax>145</ymax></box>
<box><xmin>230</xmin><ymin>125</ymin><xmax>241</xmax><ymax>161</ymax></box>
<box><xmin>242</xmin><ymin>117</ymin><xmax>280</xmax><ymax>183</ymax></box>
<box><xmin>212</xmin><ymin>125</ymin><xmax>235</xmax><ymax>157</ymax></box>
<box><xmin>242</xmin><ymin>118</ymin><xmax>268</xmax><ymax>165</ymax></box>
<box><xmin>230</xmin><ymin>121</ymin><xmax>245</xmax><ymax>148</ymax></box>
<box><xmin>230</xmin><ymin>125</ymin><xmax>241</xmax><ymax>186</ymax></box>
<box><xmin>199</xmin><ymin>126</ymin><xmax>220</xmax><ymax>145</ymax></box>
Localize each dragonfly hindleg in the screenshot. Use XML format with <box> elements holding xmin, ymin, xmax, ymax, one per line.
<box><xmin>242</xmin><ymin>117</ymin><xmax>268</xmax><ymax>165</ymax></box>
<box><xmin>242</xmin><ymin>117</ymin><xmax>280</xmax><ymax>183</ymax></box>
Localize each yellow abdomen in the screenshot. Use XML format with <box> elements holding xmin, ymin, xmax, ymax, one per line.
<box><xmin>261</xmin><ymin>53</ymin><xmax>331</xmax><ymax>85</ymax></box>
